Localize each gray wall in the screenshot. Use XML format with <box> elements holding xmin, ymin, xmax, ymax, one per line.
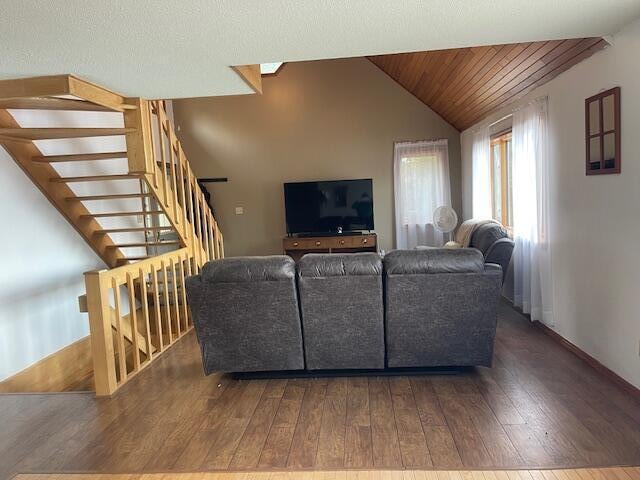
<box><xmin>174</xmin><ymin>57</ymin><xmax>461</xmax><ymax>257</ymax></box>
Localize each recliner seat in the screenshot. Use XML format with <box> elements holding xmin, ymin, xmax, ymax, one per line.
<box><xmin>384</xmin><ymin>248</ymin><xmax>502</xmax><ymax>368</ymax></box>
<box><xmin>297</xmin><ymin>252</ymin><xmax>385</xmax><ymax>370</ymax></box>
<box><xmin>185</xmin><ymin>255</ymin><xmax>305</xmax><ymax>373</ymax></box>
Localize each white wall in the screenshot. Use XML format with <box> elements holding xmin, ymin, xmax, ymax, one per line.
<box><xmin>461</xmin><ymin>18</ymin><xmax>640</xmax><ymax>388</ymax></box>
<box><xmin>0</xmin><ymin>147</ymin><xmax>104</xmax><ymax>380</ymax></box>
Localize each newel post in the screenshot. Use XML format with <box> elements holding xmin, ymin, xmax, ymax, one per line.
<box><xmin>123</xmin><ymin>98</ymin><xmax>154</xmax><ymax>175</ymax></box>
<box><xmin>85</xmin><ymin>270</ymin><xmax>118</xmax><ymax>396</ymax></box>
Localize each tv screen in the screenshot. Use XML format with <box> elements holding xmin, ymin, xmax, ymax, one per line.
<box><xmin>284</xmin><ymin>179</ymin><xmax>374</xmax><ymax>235</ymax></box>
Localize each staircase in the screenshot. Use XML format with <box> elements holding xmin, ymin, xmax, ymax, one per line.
<box><xmin>0</xmin><ymin>75</ymin><xmax>224</xmax><ymax>396</ymax></box>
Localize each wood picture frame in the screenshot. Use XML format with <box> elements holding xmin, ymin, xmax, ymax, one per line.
<box><xmin>585</xmin><ymin>86</ymin><xmax>621</xmax><ymax>175</ymax></box>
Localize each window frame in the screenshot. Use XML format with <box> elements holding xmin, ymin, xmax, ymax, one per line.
<box><xmin>585</xmin><ymin>86</ymin><xmax>621</xmax><ymax>175</ymax></box>
<box><xmin>490</xmin><ymin>129</ymin><xmax>513</xmax><ymax>232</ymax></box>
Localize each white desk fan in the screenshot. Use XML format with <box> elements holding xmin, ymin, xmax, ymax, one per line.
<box><xmin>433</xmin><ymin>206</ymin><xmax>458</xmax><ymax>243</ymax></box>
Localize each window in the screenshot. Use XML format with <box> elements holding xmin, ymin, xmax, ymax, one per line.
<box><xmin>490</xmin><ymin>130</ymin><xmax>513</xmax><ymax>229</ymax></box>
<box><xmin>585</xmin><ymin>86</ymin><xmax>621</xmax><ymax>175</ymax></box>
<box><xmin>393</xmin><ymin>139</ymin><xmax>451</xmax><ymax>248</ymax></box>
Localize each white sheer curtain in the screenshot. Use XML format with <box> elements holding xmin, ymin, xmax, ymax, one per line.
<box><xmin>472</xmin><ymin>125</ymin><xmax>492</xmax><ymax>219</ymax></box>
<box><xmin>394</xmin><ymin>139</ymin><xmax>451</xmax><ymax>249</ymax></box>
<box><xmin>512</xmin><ymin>97</ymin><xmax>553</xmax><ymax>324</ymax></box>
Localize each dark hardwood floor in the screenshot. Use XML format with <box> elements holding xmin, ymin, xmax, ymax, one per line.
<box><xmin>2</xmin><ymin>301</ymin><xmax>640</xmax><ymax>480</ymax></box>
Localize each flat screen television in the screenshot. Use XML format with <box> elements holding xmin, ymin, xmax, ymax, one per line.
<box><xmin>284</xmin><ymin>179</ymin><xmax>374</xmax><ymax>235</ymax></box>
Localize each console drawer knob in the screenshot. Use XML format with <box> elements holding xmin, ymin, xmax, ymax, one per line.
<box><xmin>363</xmin><ymin>238</ymin><xmax>368</xmax><ymax>244</ymax></box>
<box><xmin>293</xmin><ymin>242</ymin><xmax>299</xmax><ymax>247</ymax></box>
<box><xmin>340</xmin><ymin>240</ymin><xmax>345</xmax><ymax>245</ymax></box>
<box><xmin>315</xmin><ymin>241</ymin><xmax>321</xmax><ymax>246</ymax></box>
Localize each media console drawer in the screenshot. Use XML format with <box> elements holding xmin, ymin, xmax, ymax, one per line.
<box><xmin>283</xmin><ymin>234</ymin><xmax>377</xmax><ymax>259</ymax></box>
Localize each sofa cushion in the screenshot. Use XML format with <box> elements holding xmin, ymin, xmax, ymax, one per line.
<box><xmin>298</xmin><ymin>252</ymin><xmax>382</xmax><ymax>277</ymax></box>
<box><xmin>469</xmin><ymin>223</ymin><xmax>509</xmax><ymax>255</ymax></box>
<box><xmin>384</xmin><ymin>248</ymin><xmax>484</xmax><ymax>275</ymax></box>
<box><xmin>201</xmin><ymin>255</ymin><xmax>295</xmax><ymax>283</ymax></box>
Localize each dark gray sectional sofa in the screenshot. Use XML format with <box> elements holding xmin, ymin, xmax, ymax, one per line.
<box><xmin>185</xmin><ymin>248</ymin><xmax>502</xmax><ymax>375</ymax></box>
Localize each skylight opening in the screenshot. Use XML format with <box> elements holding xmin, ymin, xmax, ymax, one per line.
<box><xmin>260</xmin><ymin>62</ymin><xmax>284</xmax><ymax>75</ymax></box>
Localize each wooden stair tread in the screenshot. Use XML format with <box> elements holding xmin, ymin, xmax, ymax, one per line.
<box><xmin>51</xmin><ymin>174</ymin><xmax>140</xmax><ymax>183</ymax></box>
<box><xmin>0</xmin><ymin>127</ymin><xmax>135</xmax><ymax>140</ymax></box>
<box><xmin>32</xmin><ymin>152</ymin><xmax>128</xmax><ymax>163</ymax></box>
<box><xmin>82</xmin><ymin>210</ymin><xmax>164</xmax><ymax>218</ymax></box>
<box><xmin>95</xmin><ymin>226</ymin><xmax>174</xmax><ymax>234</ymax></box>
<box><xmin>0</xmin><ymin>97</ymin><xmax>116</xmax><ymax>112</ymax></box>
<box><xmin>68</xmin><ymin>193</ymin><xmax>151</xmax><ymax>201</ymax></box>
<box><xmin>107</xmin><ymin>241</ymin><xmax>181</xmax><ymax>248</ymax></box>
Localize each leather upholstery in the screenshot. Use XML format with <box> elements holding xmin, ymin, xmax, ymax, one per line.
<box><xmin>384</xmin><ymin>249</ymin><xmax>502</xmax><ymax>368</ymax></box>
<box><xmin>469</xmin><ymin>223</ymin><xmax>514</xmax><ymax>283</ymax></box>
<box><xmin>384</xmin><ymin>248</ymin><xmax>484</xmax><ymax>275</ymax></box>
<box><xmin>186</xmin><ymin>255</ymin><xmax>304</xmax><ymax>374</ymax></box>
<box><xmin>201</xmin><ymin>255</ymin><xmax>295</xmax><ymax>283</ymax></box>
<box><xmin>297</xmin><ymin>253</ymin><xmax>385</xmax><ymax>370</ymax></box>
<box><xmin>297</xmin><ymin>252</ymin><xmax>382</xmax><ymax>277</ymax></box>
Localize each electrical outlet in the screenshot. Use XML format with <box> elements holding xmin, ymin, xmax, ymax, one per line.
<box><xmin>235</xmin><ymin>206</ymin><xmax>244</xmax><ymax>215</ymax></box>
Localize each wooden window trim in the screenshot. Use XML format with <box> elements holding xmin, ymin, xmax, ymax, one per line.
<box><xmin>585</xmin><ymin>86</ymin><xmax>621</xmax><ymax>175</ymax></box>
<box><xmin>490</xmin><ymin>130</ymin><xmax>513</xmax><ymax>231</ymax></box>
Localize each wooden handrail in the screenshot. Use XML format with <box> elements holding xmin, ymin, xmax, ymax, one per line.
<box><xmin>122</xmin><ymin>98</ymin><xmax>224</xmax><ymax>267</ymax></box>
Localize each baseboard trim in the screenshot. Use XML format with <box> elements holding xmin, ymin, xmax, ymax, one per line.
<box><xmin>0</xmin><ymin>336</ymin><xmax>93</xmax><ymax>393</ymax></box>
<box><xmin>534</xmin><ymin>320</ymin><xmax>640</xmax><ymax>401</ymax></box>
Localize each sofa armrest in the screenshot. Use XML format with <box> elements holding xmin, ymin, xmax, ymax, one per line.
<box><xmin>484</xmin><ymin>238</ymin><xmax>514</xmax><ymax>282</ymax></box>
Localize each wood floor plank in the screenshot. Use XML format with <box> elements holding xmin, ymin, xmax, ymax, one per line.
<box><xmin>437</xmin><ymin>393</ymin><xmax>493</xmax><ymax>468</ymax></box>
<box><xmin>173</xmin><ymin>379</ymin><xmax>247</xmax><ymax>469</ymax></box>
<box><xmin>287</xmin><ymin>379</ymin><xmax>328</xmax><ymax>468</ymax></box>
<box><xmin>258</xmin><ymin>379</ymin><xmax>307</xmax><ymax>468</ymax></box>
<box><xmin>369</xmin><ymin>377</ymin><xmax>403</xmax><ymax>467</ymax></box>
<box><xmin>459</xmin><ymin>393</ymin><xmax>524</xmax><ymax>467</ymax></box>
<box><xmin>8</xmin><ymin>468</ymin><xmax>640</xmax><ymax>480</ymax></box>
<box><xmin>344</xmin><ymin>377</ymin><xmax>373</xmax><ymax>468</ymax></box>
<box><xmin>409</xmin><ymin>377</ymin><xmax>448</xmax><ymax>426</ymax></box>
<box><xmin>422</xmin><ymin>424</ymin><xmax>464</xmax><ymax>468</ymax></box>
<box><xmin>229</xmin><ymin>379</ymin><xmax>287</xmax><ymax>469</ymax></box>
<box><xmin>390</xmin><ymin>377</ymin><xmax>433</xmax><ymax>468</ymax></box>
<box><xmin>315</xmin><ymin>377</ymin><xmax>348</xmax><ymax>468</ymax></box>
<box><xmin>203</xmin><ymin>380</ymin><xmax>269</xmax><ymax>468</ymax></box>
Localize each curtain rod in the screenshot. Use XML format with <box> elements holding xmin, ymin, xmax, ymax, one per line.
<box><xmin>489</xmin><ymin>113</ymin><xmax>513</xmax><ymax>127</ymax></box>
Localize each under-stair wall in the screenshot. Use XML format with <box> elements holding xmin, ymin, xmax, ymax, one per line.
<box><xmin>0</xmin><ymin>75</ymin><xmax>224</xmax><ymax>393</ymax></box>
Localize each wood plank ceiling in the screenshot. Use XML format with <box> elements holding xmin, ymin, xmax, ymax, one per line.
<box><xmin>369</xmin><ymin>38</ymin><xmax>608</xmax><ymax>131</ymax></box>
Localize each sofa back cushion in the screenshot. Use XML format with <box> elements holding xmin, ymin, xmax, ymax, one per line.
<box><xmin>384</xmin><ymin>248</ymin><xmax>484</xmax><ymax>275</ymax></box>
<box><xmin>297</xmin><ymin>252</ymin><xmax>382</xmax><ymax>277</ymax></box>
<box><xmin>201</xmin><ymin>255</ymin><xmax>295</xmax><ymax>283</ymax></box>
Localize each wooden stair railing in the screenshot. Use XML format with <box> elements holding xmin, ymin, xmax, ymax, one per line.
<box><xmin>85</xmin><ymin>248</ymin><xmax>197</xmax><ymax>395</ymax></box>
<box><xmin>0</xmin><ymin>75</ymin><xmax>225</xmax><ymax>395</ymax></box>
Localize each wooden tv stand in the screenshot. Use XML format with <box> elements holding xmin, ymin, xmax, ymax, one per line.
<box><xmin>283</xmin><ymin>233</ymin><xmax>377</xmax><ymax>261</ymax></box>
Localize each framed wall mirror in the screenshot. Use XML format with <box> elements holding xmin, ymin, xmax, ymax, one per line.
<box><xmin>585</xmin><ymin>87</ymin><xmax>621</xmax><ymax>175</ymax></box>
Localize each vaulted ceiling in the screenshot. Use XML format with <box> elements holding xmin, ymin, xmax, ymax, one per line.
<box><xmin>369</xmin><ymin>37</ymin><xmax>608</xmax><ymax>131</ymax></box>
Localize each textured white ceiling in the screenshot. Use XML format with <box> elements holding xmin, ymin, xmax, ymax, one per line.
<box><xmin>2</xmin><ymin>0</ymin><xmax>639</xmax><ymax>99</ymax></box>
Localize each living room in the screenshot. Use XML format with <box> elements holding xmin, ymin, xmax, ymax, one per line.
<box><xmin>1</xmin><ymin>2</ymin><xmax>640</xmax><ymax>480</ymax></box>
